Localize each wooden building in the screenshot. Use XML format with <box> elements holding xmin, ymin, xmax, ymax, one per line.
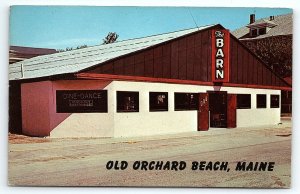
<box><xmin>232</xmin><ymin>13</ymin><xmax>292</xmax><ymax>114</ymax></box>
<box><xmin>9</xmin><ymin>24</ymin><xmax>291</xmax><ymax>137</ymax></box>
<box><xmin>9</xmin><ymin>46</ymin><xmax>57</xmax><ymax>64</ymax></box>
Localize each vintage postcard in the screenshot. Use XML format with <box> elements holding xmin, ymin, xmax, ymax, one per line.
<box><xmin>8</xmin><ymin>6</ymin><xmax>292</xmax><ymax>188</ymax></box>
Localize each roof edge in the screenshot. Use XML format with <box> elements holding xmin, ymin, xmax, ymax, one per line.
<box><xmin>75</xmin><ymin>73</ymin><xmax>292</xmax><ymax>91</ymax></box>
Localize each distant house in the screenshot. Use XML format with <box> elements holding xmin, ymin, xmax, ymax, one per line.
<box><xmin>232</xmin><ymin>13</ymin><xmax>292</xmax><ymax>39</ymax></box>
<box><xmin>9</xmin><ymin>46</ymin><xmax>57</xmax><ymax>64</ymax></box>
<box><xmin>232</xmin><ymin>13</ymin><xmax>292</xmax><ymax>114</ymax></box>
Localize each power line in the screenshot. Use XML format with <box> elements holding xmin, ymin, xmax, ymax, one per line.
<box><xmin>187</xmin><ymin>8</ymin><xmax>199</xmax><ymax>30</ymax></box>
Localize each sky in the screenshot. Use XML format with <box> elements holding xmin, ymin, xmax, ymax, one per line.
<box><xmin>9</xmin><ymin>6</ymin><xmax>292</xmax><ymax>50</ymax></box>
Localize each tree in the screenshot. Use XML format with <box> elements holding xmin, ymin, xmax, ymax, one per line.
<box><xmin>102</xmin><ymin>32</ymin><xmax>119</xmax><ymax>44</ymax></box>
<box><xmin>56</xmin><ymin>44</ymin><xmax>88</xmax><ymax>52</ymax></box>
<box><xmin>241</xmin><ymin>35</ymin><xmax>292</xmax><ymax>78</ymax></box>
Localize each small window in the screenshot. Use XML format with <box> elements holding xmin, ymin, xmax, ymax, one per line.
<box><xmin>149</xmin><ymin>92</ymin><xmax>168</xmax><ymax>111</ymax></box>
<box><xmin>175</xmin><ymin>93</ymin><xmax>198</xmax><ymax>111</ymax></box>
<box><xmin>117</xmin><ymin>91</ymin><xmax>139</xmax><ymax>112</ymax></box>
<box><xmin>237</xmin><ymin>94</ymin><xmax>251</xmax><ymax>109</ymax></box>
<box><xmin>251</xmin><ymin>29</ymin><xmax>257</xmax><ymax>37</ymax></box>
<box><xmin>258</xmin><ymin>28</ymin><xmax>266</xmax><ymax>35</ymax></box>
<box><xmin>257</xmin><ymin>94</ymin><xmax>267</xmax><ymax>108</ymax></box>
<box><xmin>271</xmin><ymin>95</ymin><xmax>280</xmax><ymax>108</ymax></box>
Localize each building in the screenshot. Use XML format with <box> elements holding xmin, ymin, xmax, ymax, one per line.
<box><xmin>9</xmin><ymin>46</ymin><xmax>57</xmax><ymax>64</ymax></box>
<box><xmin>9</xmin><ymin>24</ymin><xmax>291</xmax><ymax>138</ymax></box>
<box><xmin>232</xmin><ymin>13</ymin><xmax>292</xmax><ymax>114</ymax></box>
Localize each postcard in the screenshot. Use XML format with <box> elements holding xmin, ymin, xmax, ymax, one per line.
<box><xmin>8</xmin><ymin>6</ymin><xmax>292</xmax><ymax>188</ymax></box>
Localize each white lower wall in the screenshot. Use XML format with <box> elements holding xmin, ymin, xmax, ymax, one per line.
<box><xmin>50</xmin><ymin>113</ymin><xmax>114</xmax><ymax>138</ymax></box>
<box><xmin>114</xmin><ymin>111</ymin><xmax>197</xmax><ymax>137</ymax></box>
<box><xmin>49</xmin><ymin>81</ymin><xmax>115</xmax><ymax>138</ymax></box>
<box><xmin>237</xmin><ymin>108</ymin><xmax>280</xmax><ymax>127</ymax></box>
<box><xmin>111</xmin><ymin>81</ymin><xmax>281</xmax><ymax>137</ymax></box>
<box><xmin>225</xmin><ymin>86</ymin><xmax>281</xmax><ymax>127</ymax></box>
<box><xmin>112</xmin><ymin>81</ymin><xmax>208</xmax><ymax>137</ymax></box>
<box><xmin>47</xmin><ymin>80</ymin><xmax>281</xmax><ymax>138</ymax></box>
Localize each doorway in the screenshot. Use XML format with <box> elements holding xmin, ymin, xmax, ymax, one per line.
<box><xmin>208</xmin><ymin>91</ymin><xmax>227</xmax><ymax>128</ymax></box>
<box><xmin>197</xmin><ymin>91</ymin><xmax>236</xmax><ymax>130</ymax></box>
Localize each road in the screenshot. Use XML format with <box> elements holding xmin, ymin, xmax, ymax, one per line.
<box><xmin>8</xmin><ymin>120</ymin><xmax>291</xmax><ymax>188</ymax></box>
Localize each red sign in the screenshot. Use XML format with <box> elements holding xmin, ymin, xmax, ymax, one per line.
<box><xmin>211</xmin><ymin>29</ymin><xmax>230</xmax><ymax>82</ymax></box>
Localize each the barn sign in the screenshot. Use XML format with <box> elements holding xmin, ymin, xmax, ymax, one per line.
<box><xmin>211</xmin><ymin>29</ymin><xmax>230</xmax><ymax>82</ymax></box>
<box><xmin>56</xmin><ymin>90</ymin><xmax>108</xmax><ymax>113</ymax></box>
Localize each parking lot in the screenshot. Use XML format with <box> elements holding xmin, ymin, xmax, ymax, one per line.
<box><xmin>8</xmin><ymin>119</ymin><xmax>291</xmax><ymax>188</ymax></box>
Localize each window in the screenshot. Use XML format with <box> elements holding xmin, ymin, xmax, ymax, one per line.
<box><xmin>175</xmin><ymin>93</ymin><xmax>198</xmax><ymax>111</ymax></box>
<box><xmin>256</xmin><ymin>94</ymin><xmax>267</xmax><ymax>108</ymax></box>
<box><xmin>117</xmin><ymin>91</ymin><xmax>139</xmax><ymax>112</ymax></box>
<box><xmin>237</xmin><ymin>94</ymin><xmax>251</xmax><ymax>109</ymax></box>
<box><xmin>271</xmin><ymin>95</ymin><xmax>280</xmax><ymax>108</ymax></box>
<box><xmin>149</xmin><ymin>92</ymin><xmax>168</xmax><ymax>111</ymax></box>
<box><xmin>56</xmin><ymin>90</ymin><xmax>108</xmax><ymax>113</ymax></box>
<box><xmin>258</xmin><ymin>28</ymin><xmax>266</xmax><ymax>35</ymax></box>
<box><xmin>251</xmin><ymin>29</ymin><xmax>257</xmax><ymax>37</ymax></box>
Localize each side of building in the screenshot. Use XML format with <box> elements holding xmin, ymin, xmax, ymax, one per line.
<box><xmin>9</xmin><ymin>24</ymin><xmax>291</xmax><ymax>137</ymax></box>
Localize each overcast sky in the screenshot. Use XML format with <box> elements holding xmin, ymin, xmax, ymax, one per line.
<box><xmin>9</xmin><ymin>6</ymin><xmax>292</xmax><ymax>49</ymax></box>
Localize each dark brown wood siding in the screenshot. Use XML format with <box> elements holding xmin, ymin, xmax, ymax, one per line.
<box><xmin>84</xmin><ymin>27</ymin><xmax>289</xmax><ymax>88</ymax></box>
<box><xmin>86</xmin><ymin>29</ymin><xmax>213</xmax><ymax>82</ymax></box>
<box><xmin>229</xmin><ymin>37</ymin><xmax>289</xmax><ymax>87</ymax></box>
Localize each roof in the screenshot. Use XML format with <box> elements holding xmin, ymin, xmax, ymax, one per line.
<box><xmin>9</xmin><ymin>46</ymin><xmax>57</xmax><ymax>64</ymax></box>
<box><xmin>246</xmin><ymin>19</ymin><xmax>277</xmax><ymax>28</ymax></box>
<box><xmin>10</xmin><ymin>46</ymin><xmax>57</xmax><ymax>55</ymax></box>
<box><xmin>9</xmin><ymin>24</ymin><xmax>215</xmax><ymax>81</ymax></box>
<box><xmin>232</xmin><ymin>13</ymin><xmax>292</xmax><ymax>40</ymax></box>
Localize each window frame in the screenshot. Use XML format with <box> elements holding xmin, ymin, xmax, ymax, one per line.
<box><xmin>270</xmin><ymin>94</ymin><xmax>280</xmax><ymax>108</ymax></box>
<box><xmin>236</xmin><ymin>94</ymin><xmax>251</xmax><ymax>109</ymax></box>
<box><xmin>258</xmin><ymin>27</ymin><xmax>266</xmax><ymax>35</ymax></box>
<box><xmin>116</xmin><ymin>91</ymin><xmax>139</xmax><ymax>113</ymax></box>
<box><xmin>251</xmin><ymin>28</ymin><xmax>258</xmax><ymax>37</ymax></box>
<box><xmin>256</xmin><ymin>94</ymin><xmax>267</xmax><ymax>109</ymax></box>
<box><xmin>174</xmin><ymin>92</ymin><xmax>199</xmax><ymax>111</ymax></box>
<box><xmin>149</xmin><ymin>92</ymin><xmax>169</xmax><ymax>112</ymax></box>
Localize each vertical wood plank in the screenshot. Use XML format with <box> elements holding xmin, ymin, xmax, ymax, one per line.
<box><xmin>171</xmin><ymin>41</ymin><xmax>179</xmax><ymax>79</ymax></box>
<box><xmin>101</xmin><ymin>62</ymin><xmax>114</xmax><ymax>74</ymax></box>
<box><xmin>178</xmin><ymin>37</ymin><xmax>187</xmax><ymax>79</ymax></box>
<box><xmin>162</xmin><ymin>43</ymin><xmax>171</xmax><ymax>78</ymax></box>
<box><xmin>230</xmin><ymin>39</ymin><xmax>238</xmax><ymax>83</ymax></box>
<box><xmin>123</xmin><ymin>56</ymin><xmax>135</xmax><ymax>76</ymax></box>
<box><xmin>247</xmin><ymin>52</ymin><xmax>253</xmax><ymax>84</ymax></box>
<box><xmin>144</xmin><ymin>49</ymin><xmax>154</xmax><ymax>77</ymax></box>
<box><xmin>186</xmin><ymin>35</ymin><xmax>195</xmax><ymax>80</ymax></box>
<box><xmin>194</xmin><ymin>32</ymin><xmax>202</xmax><ymax>80</ymax></box>
<box><xmin>237</xmin><ymin>44</ymin><xmax>243</xmax><ymax>83</ymax></box>
<box><xmin>207</xmin><ymin>30</ymin><xmax>212</xmax><ymax>81</ymax></box>
<box><xmin>242</xmin><ymin>49</ymin><xmax>248</xmax><ymax>84</ymax></box>
<box><xmin>198</xmin><ymin>93</ymin><xmax>209</xmax><ymax>131</ymax></box>
<box><xmin>227</xmin><ymin>94</ymin><xmax>237</xmax><ymax>128</ymax></box>
<box><xmin>134</xmin><ymin>52</ymin><xmax>145</xmax><ymax>76</ymax></box>
<box><xmin>200</xmin><ymin>31</ymin><xmax>208</xmax><ymax>81</ymax></box>
<box><xmin>153</xmin><ymin>46</ymin><xmax>163</xmax><ymax>78</ymax></box>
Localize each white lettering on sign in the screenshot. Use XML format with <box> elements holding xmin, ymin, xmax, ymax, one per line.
<box><xmin>215</xmin><ymin>31</ymin><xmax>225</xmax><ymax>80</ymax></box>
<box><xmin>216</xmin><ymin>38</ymin><xmax>224</xmax><ymax>47</ymax></box>
<box><xmin>216</xmin><ymin>59</ymin><xmax>223</xmax><ymax>68</ymax></box>
<box><xmin>216</xmin><ymin>49</ymin><xmax>224</xmax><ymax>58</ymax></box>
<box><xmin>216</xmin><ymin>70</ymin><xmax>224</xmax><ymax>79</ymax></box>
<box><xmin>63</xmin><ymin>92</ymin><xmax>102</xmax><ymax>100</ymax></box>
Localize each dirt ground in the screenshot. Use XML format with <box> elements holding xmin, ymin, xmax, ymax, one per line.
<box><xmin>8</xmin><ymin>119</ymin><xmax>291</xmax><ymax>188</ymax></box>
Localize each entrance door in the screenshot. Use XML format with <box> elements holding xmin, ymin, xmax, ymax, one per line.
<box><xmin>227</xmin><ymin>94</ymin><xmax>237</xmax><ymax>128</ymax></box>
<box><xmin>209</xmin><ymin>91</ymin><xmax>227</xmax><ymax>128</ymax></box>
<box><xmin>198</xmin><ymin>93</ymin><xmax>209</xmax><ymax>131</ymax></box>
